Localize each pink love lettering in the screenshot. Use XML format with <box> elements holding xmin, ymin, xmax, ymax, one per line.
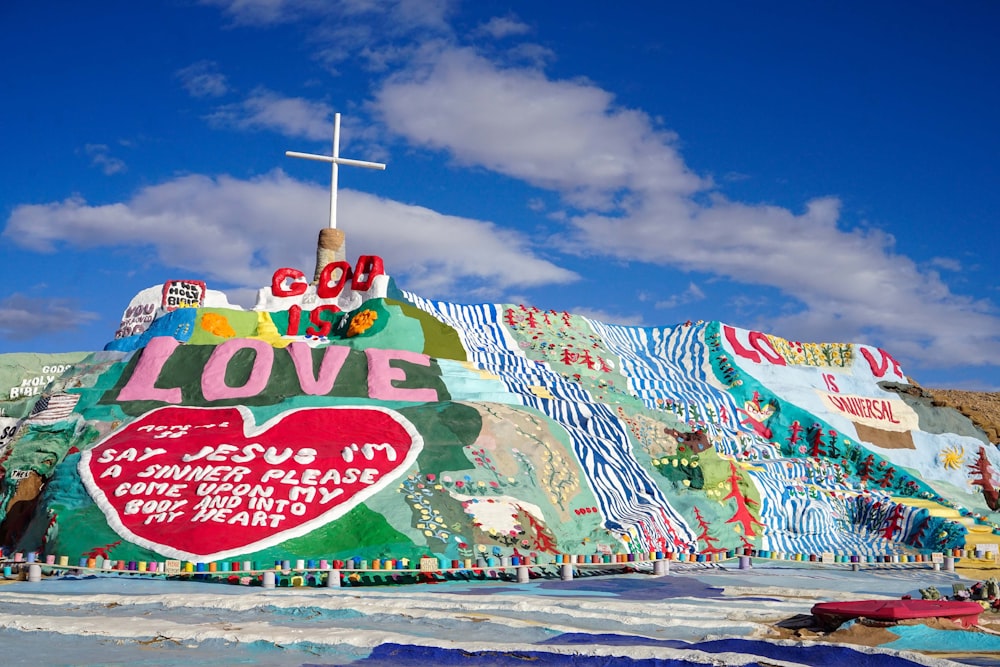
<box><xmin>79</xmin><ymin>405</ymin><xmax>422</xmax><ymax>561</ymax></box>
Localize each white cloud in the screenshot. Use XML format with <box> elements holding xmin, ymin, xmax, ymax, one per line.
<box><xmin>655</xmin><ymin>282</ymin><xmax>705</xmax><ymax>310</ymax></box>
<box><xmin>83</xmin><ymin>144</ymin><xmax>127</xmax><ymax>175</ymax></box>
<box><xmin>371</xmin><ymin>45</ymin><xmax>1000</xmax><ymax>368</ymax></box>
<box><xmin>3</xmin><ymin>171</ymin><xmax>577</xmax><ymax>300</ymax></box>
<box><xmin>929</xmin><ymin>256</ymin><xmax>962</xmax><ymax>272</ymax></box>
<box><xmin>202</xmin><ymin>0</ymin><xmax>455</xmax><ymax>39</ymax></box>
<box><xmin>206</xmin><ymin>88</ymin><xmax>334</xmax><ymax>140</ymax></box>
<box><xmin>199</xmin><ymin>0</ymin><xmax>328</xmax><ymax>26</ymax></box>
<box><xmin>503</xmin><ymin>43</ymin><xmax>556</xmax><ymax>68</ymax></box>
<box><xmin>476</xmin><ymin>16</ymin><xmax>531</xmax><ymax>40</ymax></box>
<box><xmin>176</xmin><ymin>61</ymin><xmax>230</xmax><ymax>98</ymax></box>
<box><xmin>0</xmin><ymin>294</ymin><xmax>100</xmax><ymax>341</ymax></box>
<box><xmin>376</xmin><ymin>48</ymin><xmax>705</xmax><ymax>211</ymax></box>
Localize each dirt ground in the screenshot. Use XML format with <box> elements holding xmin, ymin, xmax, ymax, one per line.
<box><xmin>926</xmin><ymin>390</ymin><xmax>1000</xmax><ymax>444</ymax></box>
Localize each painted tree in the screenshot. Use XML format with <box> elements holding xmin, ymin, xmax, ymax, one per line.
<box><xmin>809</xmin><ymin>423</ymin><xmax>827</xmax><ymax>458</ymax></box>
<box><xmin>786</xmin><ymin>420</ymin><xmax>804</xmax><ymax>453</ymax></box>
<box><xmin>907</xmin><ymin>516</ymin><xmax>931</xmax><ymax>549</ymax></box>
<box><xmin>877</xmin><ymin>466</ymin><xmax>897</xmax><ymax>489</ymax></box>
<box><xmin>881</xmin><ymin>504</ymin><xmax>904</xmax><ymax>540</ymax></box>
<box><xmin>693</xmin><ymin>506</ymin><xmax>727</xmax><ymax>555</ymax></box>
<box><xmin>968</xmin><ymin>447</ymin><xmax>1000</xmax><ymax>511</ymax></box>
<box><xmin>858</xmin><ymin>454</ymin><xmax>877</xmax><ymax>484</ymax></box>
<box><xmin>560</xmin><ymin>347</ymin><xmax>579</xmax><ymax>366</ymax></box>
<box><xmin>658</xmin><ymin>509</ymin><xmax>690</xmax><ymax>552</ymax></box>
<box><xmin>722</xmin><ymin>461</ymin><xmax>765</xmax><ymax>539</ymax></box>
<box><xmin>83</xmin><ymin>539</ymin><xmax>121</xmax><ymax>560</ymax></box>
<box><xmin>515</xmin><ymin>505</ymin><xmax>558</xmax><ymax>553</ymax></box>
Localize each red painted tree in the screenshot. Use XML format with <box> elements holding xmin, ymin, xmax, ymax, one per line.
<box><xmin>809</xmin><ymin>423</ymin><xmax>827</xmax><ymax>458</ymax></box>
<box><xmin>858</xmin><ymin>454</ymin><xmax>877</xmax><ymax>484</ymax></box>
<box><xmin>881</xmin><ymin>504</ymin><xmax>904</xmax><ymax>540</ymax></box>
<box><xmin>968</xmin><ymin>447</ymin><xmax>1000</xmax><ymax>511</ymax></box>
<box><xmin>877</xmin><ymin>466</ymin><xmax>897</xmax><ymax>489</ymax></box>
<box><xmin>908</xmin><ymin>516</ymin><xmax>930</xmax><ymax>547</ymax></box>
<box><xmin>516</xmin><ymin>506</ymin><xmax>558</xmax><ymax>552</ymax></box>
<box><xmin>693</xmin><ymin>506</ymin><xmax>727</xmax><ymax>555</ymax></box>
<box><xmin>723</xmin><ymin>461</ymin><xmax>765</xmax><ymax>539</ymax></box>
<box><xmin>83</xmin><ymin>540</ymin><xmax>121</xmax><ymax>560</ymax></box>
<box><xmin>658</xmin><ymin>509</ymin><xmax>687</xmax><ymax>551</ymax></box>
<box><xmin>786</xmin><ymin>421</ymin><xmax>804</xmax><ymax>448</ymax></box>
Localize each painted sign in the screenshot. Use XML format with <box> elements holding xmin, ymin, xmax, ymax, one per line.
<box><xmin>818</xmin><ymin>392</ymin><xmax>918</xmax><ymax>432</ymax></box>
<box><xmin>79</xmin><ymin>405</ymin><xmax>423</xmax><ymax>561</ymax></box>
<box><xmin>0</xmin><ymin>418</ymin><xmax>17</xmax><ymax>449</ymax></box>
<box><xmin>162</xmin><ymin>280</ymin><xmax>206</xmax><ymax>311</ymax></box>
<box><xmin>116</xmin><ymin>286</ymin><xmax>162</xmax><ymax>339</ymax></box>
<box><xmin>263</xmin><ymin>255</ymin><xmax>387</xmax><ymax>316</ymax></box>
<box><xmin>114</xmin><ymin>337</ymin><xmax>443</xmax><ymax>406</ymax></box>
<box><xmin>722</xmin><ymin>324</ymin><xmax>906</xmax><ymax>382</ymax></box>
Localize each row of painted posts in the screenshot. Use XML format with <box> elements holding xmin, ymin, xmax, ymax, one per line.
<box><xmin>2</xmin><ymin>546</ymin><xmax>986</xmax><ymax>587</ymax></box>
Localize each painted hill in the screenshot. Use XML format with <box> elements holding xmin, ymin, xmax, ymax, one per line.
<box><xmin>1</xmin><ymin>252</ymin><xmax>998</xmax><ymax>568</ymax></box>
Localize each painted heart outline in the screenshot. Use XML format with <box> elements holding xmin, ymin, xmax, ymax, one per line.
<box><xmin>79</xmin><ymin>405</ymin><xmax>423</xmax><ymax>561</ymax></box>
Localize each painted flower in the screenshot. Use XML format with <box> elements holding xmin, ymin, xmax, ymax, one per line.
<box><xmin>346</xmin><ymin>309</ymin><xmax>378</xmax><ymax>337</ymax></box>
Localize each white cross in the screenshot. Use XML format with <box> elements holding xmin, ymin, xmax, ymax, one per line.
<box><xmin>285</xmin><ymin>113</ymin><xmax>386</xmax><ymax>229</ymax></box>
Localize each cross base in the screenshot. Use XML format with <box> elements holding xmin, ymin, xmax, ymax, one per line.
<box><xmin>314</xmin><ymin>228</ymin><xmax>347</xmax><ymax>283</ymax></box>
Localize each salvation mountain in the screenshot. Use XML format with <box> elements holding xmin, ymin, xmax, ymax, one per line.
<box><xmin>1</xmin><ymin>252</ymin><xmax>998</xmax><ymax>567</ymax></box>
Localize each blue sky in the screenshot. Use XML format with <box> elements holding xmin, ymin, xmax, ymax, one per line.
<box><xmin>1</xmin><ymin>1</ymin><xmax>998</xmax><ymax>389</ymax></box>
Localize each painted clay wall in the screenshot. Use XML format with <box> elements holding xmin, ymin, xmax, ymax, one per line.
<box><xmin>0</xmin><ymin>258</ymin><xmax>996</xmax><ymax>566</ymax></box>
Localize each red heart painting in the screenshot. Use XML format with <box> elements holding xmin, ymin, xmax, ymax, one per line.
<box><xmin>79</xmin><ymin>405</ymin><xmax>422</xmax><ymax>561</ymax></box>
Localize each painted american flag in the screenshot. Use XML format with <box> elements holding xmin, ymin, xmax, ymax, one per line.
<box><xmin>27</xmin><ymin>393</ymin><xmax>81</xmax><ymax>424</ymax></box>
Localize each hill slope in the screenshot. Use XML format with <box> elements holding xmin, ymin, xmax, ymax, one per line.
<box><xmin>1</xmin><ymin>256</ymin><xmax>997</xmax><ymax>565</ymax></box>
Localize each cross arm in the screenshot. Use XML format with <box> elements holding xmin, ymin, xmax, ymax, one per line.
<box><xmin>284</xmin><ymin>151</ymin><xmax>386</xmax><ymax>170</ymax></box>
